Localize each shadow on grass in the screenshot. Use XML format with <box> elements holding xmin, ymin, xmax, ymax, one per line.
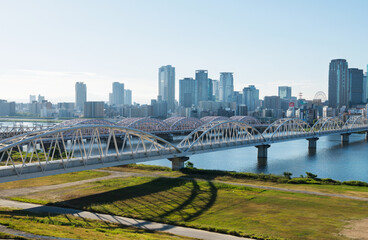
<box><xmin>35</xmin><ymin>176</ymin><xmax>218</xmax><ymax>223</ymax></box>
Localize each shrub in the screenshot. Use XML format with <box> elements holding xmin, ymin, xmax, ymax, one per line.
<box><xmin>342</xmin><ymin>181</ymin><xmax>368</xmax><ymax>187</ymax></box>
<box><xmin>288</xmin><ymin>178</ymin><xmax>320</xmax><ymax>184</ymax></box>
<box><xmin>321</xmin><ymin>178</ymin><xmax>341</xmax><ymax>185</ymax></box>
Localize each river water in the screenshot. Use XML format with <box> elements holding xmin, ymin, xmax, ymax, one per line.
<box><xmin>146</xmin><ymin>134</ymin><xmax>368</xmax><ymax>182</ymax></box>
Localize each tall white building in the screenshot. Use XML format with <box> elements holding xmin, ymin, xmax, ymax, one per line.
<box><xmin>75</xmin><ymin>82</ymin><xmax>87</xmax><ymax>112</ymax></box>
<box><xmin>112</xmin><ymin>82</ymin><xmax>124</xmax><ymax>106</ymax></box>
<box><xmin>219</xmin><ymin>72</ymin><xmax>234</xmax><ymax>103</ymax></box>
<box><xmin>158</xmin><ymin>65</ymin><xmax>175</xmax><ymax>112</ymax></box>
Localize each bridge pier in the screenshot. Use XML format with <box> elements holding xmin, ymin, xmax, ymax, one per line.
<box><xmin>168</xmin><ymin>156</ymin><xmax>189</xmax><ymax>170</ymax></box>
<box><xmin>255</xmin><ymin>144</ymin><xmax>271</xmax><ymax>158</ymax></box>
<box><xmin>341</xmin><ymin>133</ymin><xmax>351</xmax><ymax>143</ymax></box>
<box><xmin>307</xmin><ymin>138</ymin><xmax>319</xmax><ymax>150</ymax></box>
<box><xmin>366</xmin><ymin>132</ymin><xmax>368</xmax><ymax>141</ymax></box>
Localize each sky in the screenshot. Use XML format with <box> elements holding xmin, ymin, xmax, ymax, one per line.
<box><xmin>0</xmin><ymin>0</ymin><xmax>367</xmax><ymax>104</ymax></box>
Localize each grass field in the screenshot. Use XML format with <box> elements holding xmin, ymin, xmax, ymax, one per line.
<box><xmin>0</xmin><ymin>170</ymin><xmax>110</xmax><ymax>190</ymax></box>
<box><xmin>106</xmin><ymin>164</ymin><xmax>368</xmax><ymax>198</ymax></box>
<box><xmin>0</xmin><ymin>231</ymin><xmax>28</xmax><ymax>239</ymax></box>
<box><xmin>0</xmin><ymin>207</ymin><xmax>194</xmax><ymax>240</ymax></box>
<box><xmin>11</xmin><ymin>175</ymin><xmax>368</xmax><ymax>240</ymax></box>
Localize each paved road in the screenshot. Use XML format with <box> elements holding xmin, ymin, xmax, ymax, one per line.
<box><xmin>0</xmin><ymin>199</ymin><xmax>250</xmax><ymax>240</ymax></box>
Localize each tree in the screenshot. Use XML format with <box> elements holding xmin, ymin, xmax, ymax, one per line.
<box><xmin>185</xmin><ymin>161</ymin><xmax>194</xmax><ymax>168</ymax></box>
<box><xmin>283</xmin><ymin>172</ymin><xmax>293</xmax><ymax>179</ymax></box>
<box><xmin>306</xmin><ymin>172</ymin><xmax>318</xmax><ymax>179</ymax></box>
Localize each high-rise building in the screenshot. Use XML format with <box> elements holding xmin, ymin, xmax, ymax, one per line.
<box><xmin>278</xmin><ymin>86</ymin><xmax>292</xmax><ymax>100</ymax></box>
<box><xmin>219</xmin><ymin>72</ymin><xmax>234</xmax><ymax>103</ymax></box>
<box><xmin>75</xmin><ymin>82</ymin><xmax>87</xmax><ymax>112</ymax></box>
<box><xmin>112</xmin><ymin>82</ymin><xmax>124</xmax><ymax>106</ymax></box>
<box><xmin>38</xmin><ymin>95</ymin><xmax>45</xmax><ymax>103</ymax></box>
<box><xmin>29</xmin><ymin>95</ymin><xmax>36</xmax><ymax>103</ymax></box>
<box><xmin>242</xmin><ymin>85</ymin><xmax>259</xmax><ymax>112</ymax></box>
<box><xmin>84</xmin><ymin>101</ymin><xmax>104</xmax><ymax>118</ymax></box>
<box><xmin>264</xmin><ymin>96</ymin><xmax>281</xmax><ymax>110</ymax></box>
<box><xmin>212</xmin><ymin>79</ymin><xmax>220</xmax><ymax>101</ymax></box>
<box><xmin>328</xmin><ymin>59</ymin><xmax>349</xmax><ymax>108</ymax></box>
<box><xmin>158</xmin><ymin>65</ymin><xmax>175</xmax><ymax>113</ymax></box>
<box><xmin>124</xmin><ymin>89</ymin><xmax>132</xmax><ymax>106</ymax></box>
<box><xmin>364</xmin><ymin>73</ymin><xmax>367</xmax><ymax>103</ymax></box>
<box><xmin>348</xmin><ymin>68</ymin><xmax>364</xmax><ymax>106</ymax></box>
<box><xmin>179</xmin><ymin>78</ymin><xmax>196</xmax><ymax>107</ymax></box>
<box><xmin>196</xmin><ymin>70</ymin><xmax>209</xmax><ymax>105</ymax></box>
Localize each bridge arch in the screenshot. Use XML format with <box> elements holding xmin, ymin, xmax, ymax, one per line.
<box><xmin>57</xmin><ymin>119</ymin><xmax>117</xmax><ymax>127</ymax></box>
<box><xmin>230</xmin><ymin>116</ymin><xmax>260</xmax><ymax>125</ymax></box>
<box><xmin>117</xmin><ymin>117</ymin><xmax>170</xmax><ymax>133</ymax></box>
<box><xmin>164</xmin><ymin>117</ymin><xmax>204</xmax><ymax>131</ymax></box>
<box><xmin>310</xmin><ymin>117</ymin><xmax>345</xmax><ymax>134</ymax></box>
<box><xmin>0</xmin><ymin>125</ymin><xmax>181</xmax><ymax>179</ymax></box>
<box><xmin>200</xmin><ymin>116</ymin><xmax>229</xmax><ymax>124</ymax></box>
<box><xmin>178</xmin><ymin>120</ymin><xmax>265</xmax><ymax>153</ymax></box>
<box><xmin>344</xmin><ymin>115</ymin><xmax>368</xmax><ymax>130</ymax></box>
<box><xmin>262</xmin><ymin>118</ymin><xmax>311</xmax><ymax>141</ymax></box>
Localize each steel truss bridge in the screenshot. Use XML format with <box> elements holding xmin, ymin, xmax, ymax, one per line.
<box><xmin>0</xmin><ymin>116</ymin><xmax>367</xmax><ymax>183</ymax></box>
<box><xmin>0</xmin><ymin>116</ymin><xmax>264</xmax><ymax>140</ymax></box>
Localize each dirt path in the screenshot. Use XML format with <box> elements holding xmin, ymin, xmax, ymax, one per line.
<box><xmin>0</xmin><ymin>171</ymin><xmax>140</xmax><ymax>197</ymax></box>
<box><xmin>340</xmin><ymin>218</ymin><xmax>368</xmax><ymax>239</ymax></box>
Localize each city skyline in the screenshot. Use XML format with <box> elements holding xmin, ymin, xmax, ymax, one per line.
<box><xmin>1</xmin><ymin>0</ymin><xmax>368</xmax><ymax>104</ymax></box>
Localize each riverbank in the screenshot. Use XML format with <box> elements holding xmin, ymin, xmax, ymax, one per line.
<box><xmin>6</xmin><ymin>164</ymin><xmax>368</xmax><ymax>240</ymax></box>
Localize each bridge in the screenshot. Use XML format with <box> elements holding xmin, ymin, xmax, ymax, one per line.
<box><xmin>0</xmin><ymin>116</ymin><xmax>367</xmax><ymax>183</ymax></box>
<box><xmin>0</xmin><ymin>116</ymin><xmax>265</xmax><ymax>140</ymax></box>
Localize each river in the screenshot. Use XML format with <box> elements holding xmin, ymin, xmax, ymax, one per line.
<box><xmin>146</xmin><ymin>134</ymin><xmax>368</xmax><ymax>182</ymax></box>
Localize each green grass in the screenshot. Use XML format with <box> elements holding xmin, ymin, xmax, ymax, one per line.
<box><xmin>0</xmin><ymin>170</ymin><xmax>110</xmax><ymax>190</ymax></box>
<box><xmin>106</xmin><ymin>164</ymin><xmax>368</xmax><ymax>198</ymax></box>
<box><xmin>0</xmin><ymin>207</ymin><xmax>193</xmax><ymax>240</ymax></box>
<box><xmin>0</xmin><ymin>231</ymin><xmax>29</xmax><ymax>239</ymax></box>
<box><xmin>12</xmin><ymin>176</ymin><xmax>368</xmax><ymax>240</ymax></box>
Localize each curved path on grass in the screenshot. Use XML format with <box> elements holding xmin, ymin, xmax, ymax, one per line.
<box><xmin>0</xmin><ymin>199</ymin><xmax>249</xmax><ymax>240</ymax></box>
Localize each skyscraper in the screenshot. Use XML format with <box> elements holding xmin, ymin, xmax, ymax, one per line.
<box><xmin>219</xmin><ymin>72</ymin><xmax>234</xmax><ymax>103</ymax></box>
<box><xmin>112</xmin><ymin>82</ymin><xmax>124</xmax><ymax>106</ymax></box>
<box><xmin>242</xmin><ymin>85</ymin><xmax>259</xmax><ymax>112</ymax></box>
<box><xmin>158</xmin><ymin>65</ymin><xmax>175</xmax><ymax>112</ymax></box>
<box><xmin>328</xmin><ymin>59</ymin><xmax>349</xmax><ymax>108</ymax></box>
<box><xmin>195</xmin><ymin>70</ymin><xmax>209</xmax><ymax>105</ymax></box>
<box><xmin>278</xmin><ymin>86</ymin><xmax>292</xmax><ymax>100</ymax></box>
<box><xmin>179</xmin><ymin>78</ymin><xmax>196</xmax><ymax>107</ymax></box>
<box><xmin>348</xmin><ymin>68</ymin><xmax>364</xmax><ymax>106</ymax></box>
<box><xmin>211</xmin><ymin>79</ymin><xmax>220</xmax><ymax>101</ymax></box>
<box><xmin>75</xmin><ymin>82</ymin><xmax>87</xmax><ymax>112</ymax></box>
<box><xmin>124</xmin><ymin>89</ymin><xmax>132</xmax><ymax>106</ymax></box>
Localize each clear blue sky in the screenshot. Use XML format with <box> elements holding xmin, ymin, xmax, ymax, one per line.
<box><xmin>0</xmin><ymin>0</ymin><xmax>367</xmax><ymax>103</ymax></box>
